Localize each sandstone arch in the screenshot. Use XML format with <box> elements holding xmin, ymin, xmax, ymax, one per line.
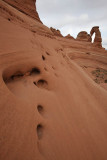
<box><xmin>90</xmin><ymin>26</ymin><xmax>102</xmax><ymax>48</ymax></box>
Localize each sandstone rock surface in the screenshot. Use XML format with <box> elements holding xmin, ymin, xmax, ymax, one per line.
<box><xmin>50</xmin><ymin>27</ymin><xmax>63</xmax><ymax>37</ymax></box>
<box><xmin>65</xmin><ymin>34</ymin><xmax>75</xmax><ymax>40</ymax></box>
<box><xmin>2</xmin><ymin>0</ymin><xmax>41</xmax><ymax>22</ymax></box>
<box><xmin>0</xmin><ymin>1</ymin><xmax>107</xmax><ymax>160</ymax></box>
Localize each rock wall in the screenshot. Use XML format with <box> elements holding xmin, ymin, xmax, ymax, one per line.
<box><xmin>3</xmin><ymin>0</ymin><xmax>41</xmax><ymax>23</ymax></box>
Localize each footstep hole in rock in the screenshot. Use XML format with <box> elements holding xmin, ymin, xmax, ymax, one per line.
<box><xmin>37</xmin><ymin>124</ymin><xmax>44</xmax><ymax>140</ymax></box>
<box><xmin>37</xmin><ymin>105</ymin><xmax>44</xmax><ymax>115</ymax></box>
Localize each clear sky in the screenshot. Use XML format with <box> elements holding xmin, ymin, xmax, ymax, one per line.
<box><xmin>37</xmin><ymin>0</ymin><xmax>107</xmax><ymax>49</ymax></box>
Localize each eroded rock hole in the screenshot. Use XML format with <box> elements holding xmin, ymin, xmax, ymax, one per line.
<box><xmin>44</xmin><ymin>67</ymin><xmax>48</xmax><ymax>71</ymax></box>
<box><xmin>105</xmin><ymin>80</ymin><xmax>107</xmax><ymax>83</ymax></box>
<box><xmin>55</xmin><ymin>73</ymin><xmax>58</xmax><ymax>77</ymax></box>
<box><xmin>8</xmin><ymin>18</ymin><xmax>11</xmax><ymax>21</ymax></box>
<box><xmin>3</xmin><ymin>71</ymin><xmax>23</xmax><ymax>83</ymax></box>
<box><xmin>9</xmin><ymin>72</ymin><xmax>24</xmax><ymax>81</ymax></box>
<box><xmin>46</xmin><ymin>52</ymin><xmax>50</xmax><ymax>56</ymax></box>
<box><xmin>52</xmin><ymin>66</ymin><xmax>55</xmax><ymax>70</ymax></box>
<box><xmin>33</xmin><ymin>81</ymin><xmax>37</xmax><ymax>86</ymax></box>
<box><xmin>31</xmin><ymin>68</ymin><xmax>40</xmax><ymax>75</ymax></box>
<box><xmin>37</xmin><ymin>105</ymin><xmax>44</xmax><ymax>114</ymax></box>
<box><xmin>42</xmin><ymin>55</ymin><xmax>45</xmax><ymax>61</ymax></box>
<box><xmin>37</xmin><ymin>79</ymin><xmax>48</xmax><ymax>89</ymax></box>
<box><xmin>86</xmin><ymin>52</ymin><xmax>90</xmax><ymax>55</ymax></box>
<box><xmin>37</xmin><ymin>124</ymin><xmax>43</xmax><ymax>140</ymax></box>
<box><xmin>11</xmin><ymin>74</ymin><xmax>23</xmax><ymax>79</ymax></box>
<box><xmin>3</xmin><ymin>67</ymin><xmax>40</xmax><ymax>83</ymax></box>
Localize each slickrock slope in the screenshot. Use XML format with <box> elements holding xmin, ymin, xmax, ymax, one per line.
<box><xmin>0</xmin><ymin>1</ymin><xmax>107</xmax><ymax>160</ymax></box>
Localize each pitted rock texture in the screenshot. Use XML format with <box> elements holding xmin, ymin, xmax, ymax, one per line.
<box><xmin>76</xmin><ymin>31</ymin><xmax>92</xmax><ymax>42</ymax></box>
<box><xmin>0</xmin><ymin>1</ymin><xmax>107</xmax><ymax>160</ymax></box>
<box><xmin>90</xmin><ymin>26</ymin><xmax>102</xmax><ymax>48</ymax></box>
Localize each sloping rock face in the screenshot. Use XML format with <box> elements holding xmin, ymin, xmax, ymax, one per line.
<box><xmin>0</xmin><ymin>1</ymin><xmax>107</xmax><ymax>160</ymax></box>
<box><xmin>2</xmin><ymin>0</ymin><xmax>41</xmax><ymax>22</ymax></box>
<box><xmin>76</xmin><ymin>31</ymin><xmax>92</xmax><ymax>42</ymax></box>
<box><xmin>50</xmin><ymin>27</ymin><xmax>63</xmax><ymax>37</ymax></box>
<box><xmin>90</xmin><ymin>26</ymin><xmax>102</xmax><ymax>48</ymax></box>
<box><xmin>65</xmin><ymin>34</ymin><xmax>75</xmax><ymax>40</ymax></box>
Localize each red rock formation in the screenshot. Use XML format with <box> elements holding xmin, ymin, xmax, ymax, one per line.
<box><xmin>0</xmin><ymin>1</ymin><xmax>107</xmax><ymax>160</ymax></box>
<box><xmin>50</xmin><ymin>27</ymin><xmax>63</xmax><ymax>37</ymax></box>
<box><xmin>2</xmin><ymin>0</ymin><xmax>41</xmax><ymax>23</ymax></box>
<box><xmin>76</xmin><ymin>31</ymin><xmax>92</xmax><ymax>42</ymax></box>
<box><xmin>90</xmin><ymin>26</ymin><xmax>102</xmax><ymax>48</ymax></box>
<box><xmin>65</xmin><ymin>34</ymin><xmax>75</xmax><ymax>40</ymax></box>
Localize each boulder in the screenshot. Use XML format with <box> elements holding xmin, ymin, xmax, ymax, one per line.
<box><xmin>76</xmin><ymin>31</ymin><xmax>92</xmax><ymax>42</ymax></box>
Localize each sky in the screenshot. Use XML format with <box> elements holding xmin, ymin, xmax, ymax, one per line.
<box><xmin>37</xmin><ymin>0</ymin><xmax>107</xmax><ymax>49</ymax></box>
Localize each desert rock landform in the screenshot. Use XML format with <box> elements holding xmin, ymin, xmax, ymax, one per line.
<box><xmin>0</xmin><ymin>0</ymin><xmax>107</xmax><ymax>160</ymax></box>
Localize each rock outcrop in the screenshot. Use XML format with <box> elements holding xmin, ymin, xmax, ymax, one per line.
<box><xmin>50</xmin><ymin>27</ymin><xmax>63</xmax><ymax>37</ymax></box>
<box><xmin>3</xmin><ymin>0</ymin><xmax>41</xmax><ymax>23</ymax></box>
<box><xmin>65</xmin><ymin>34</ymin><xmax>75</xmax><ymax>40</ymax></box>
<box><xmin>90</xmin><ymin>26</ymin><xmax>102</xmax><ymax>48</ymax></box>
<box><xmin>76</xmin><ymin>27</ymin><xmax>102</xmax><ymax>48</ymax></box>
<box><xmin>76</xmin><ymin>31</ymin><xmax>92</xmax><ymax>42</ymax></box>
